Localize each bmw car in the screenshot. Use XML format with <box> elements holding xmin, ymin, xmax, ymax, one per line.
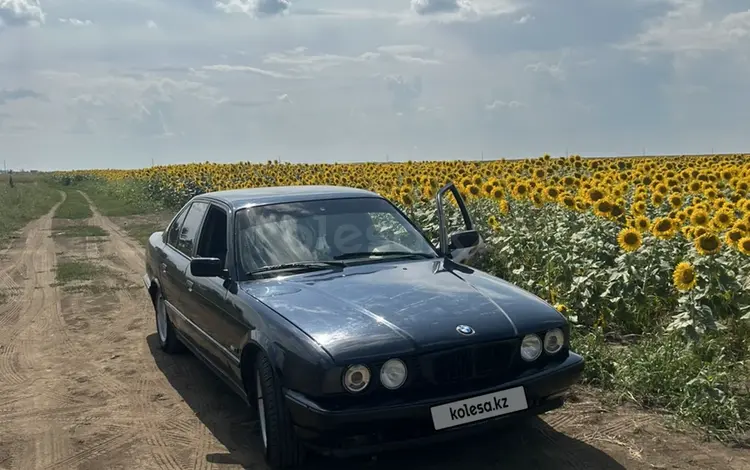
<box><xmin>142</xmin><ymin>182</ymin><xmax>585</xmax><ymax>469</ymax></box>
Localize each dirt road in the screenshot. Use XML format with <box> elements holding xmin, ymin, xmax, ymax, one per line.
<box><xmin>0</xmin><ymin>194</ymin><xmax>748</xmax><ymax>470</ymax></box>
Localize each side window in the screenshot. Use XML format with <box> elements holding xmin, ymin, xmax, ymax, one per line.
<box><xmin>166</xmin><ymin>205</ymin><xmax>190</xmax><ymax>247</ymax></box>
<box><xmin>175</xmin><ymin>201</ymin><xmax>209</xmax><ymax>256</ymax></box>
<box><xmin>196</xmin><ymin>205</ymin><xmax>229</xmax><ymax>266</ymax></box>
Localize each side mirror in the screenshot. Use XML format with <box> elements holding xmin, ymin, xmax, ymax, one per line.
<box><xmin>435</xmin><ymin>182</ymin><xmax>483</xmax><ymax>264</ymax></box>
<box><xmin>448</xmin><ymin>229</ymin><xmax>484</xmax><ymax>264</ymax></box>
<box><xmin>190</xmin><ymin>257</ymin><xmax>228</xmax><ymax>278</ymax></box>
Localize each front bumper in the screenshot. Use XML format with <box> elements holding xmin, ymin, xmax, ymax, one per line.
<box><xmin>284</xmin><ymin>351</ymin><xmax>585</xmax><ymax>457</ymax></box>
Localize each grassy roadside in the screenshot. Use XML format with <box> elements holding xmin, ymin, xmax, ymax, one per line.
<box><xmin>573</xmin><ymin>327</ymin><xmax>750</xmax><ymax>445</ymax></box>
<box><xmin>54</xmin><ymin>189</ymin><xmax>92</xmax><ymax>219</ymax></box>
<box><xmin>67</xmin><ymin>179</ymin><xmax>173</xmax><ymax>246</ymax></box>
<box><xmin>0</xmin><ymin>177</ymin><xmax>62</xmax><ymax>244</ymax></box>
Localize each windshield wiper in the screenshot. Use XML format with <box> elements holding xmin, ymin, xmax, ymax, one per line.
<box><xmin>247</xmin><ymin>261</ymin><xmax>346</xmax><ymax>276</ymax></box>
<box><xmin>333</xmin><ymin>251</ymin><xmax>435</xmax><ymax>261</ymax></box>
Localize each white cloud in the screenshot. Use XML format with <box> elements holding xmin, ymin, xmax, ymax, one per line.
<box><xmin>59</xmin><ymin>18</ymin><xmax>93</xmax><ymax>27</ymax></box>
<box><xmin>411</xmin><ymin>0</ymin><xmax>470</xmax><ymax>16</ymax></box>
<box><xmin>620</xmin><ymin>1</ymin><xmax>750</xmax><ymax>54</ymax></box>
<box><xmin>485</xmin><ymin>99</ymin><xmax>524</xmax><ymax>110</ymax></box>
<box><xmin>404</xmin><ymin>0</ymin><xmax>518</xmax><ymax>23</ymax></box>
<box><xmin>524</xmin><ymin>61</ymin><xmax>565</xmax><ymax>79</ymax></box>
<box><xmin>216</xmin><ymin>0</ymin><xmax>291</xmax><ymax>17</ymax></box>
<box><xmin>515</xmin><ymin>14</ymin><xmax>533</xmax><ymax>24</ymax></box>
<box><xmin>201</xmin><ymin>64</ymin><xmax>311</xmax><ymax>79</ymax></box>
<box><xmin>1</xmin><ymin>0</ymin><xmax>749</xmax><ymax>169</ymax></box>
<box><xmin>0</xmin><ymin>0</ymin><xmax>44</xmax><ymax>27</ymax></box>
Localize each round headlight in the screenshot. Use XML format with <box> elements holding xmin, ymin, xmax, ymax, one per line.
<box><xmin>343</xmin><ymin>364</ymin><xmax>370</xmax><ymax>393</ymax></box>
<box><xmin>520</xmin><ymin>334</ymin><xmax>542</xmax><ymax>362</ymax></box>
<box><xmin>544</xmin><ymin>328</ymin><xmax>564</xmax><ymax>354</ymax></box>
<box><xmin>379</xmin><ymin>359</ymin><xmax>407</xmax><ymax>390</ymax></box>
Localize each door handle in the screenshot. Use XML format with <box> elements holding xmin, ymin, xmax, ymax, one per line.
<box><xmin>160</xmin><ymin>263</ymin><xmax>167</xmax><ymax>274</ymax></box>
<box><xmin>186</xmin><ymin>279</ymin><xmax>194</xmax><ymax>292</ymax></box>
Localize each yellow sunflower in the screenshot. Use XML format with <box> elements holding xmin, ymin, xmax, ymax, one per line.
<box><xmin>725</xmin><ymin>229</ymin><xmax>743</xmax><ymax>247</ymax></box>
<box><xmin>632</xmin><ymin>200</ymin><xmax>647</xmax><ymax>214</ymax></box>
<box><xmin>497</xmin><ymin>199</ymin><xmax>509</xmax><ymax>214</ymax></box>
<box><xmin>593</xmin><ymin>199</ymin><xmax>613</xmax><ymax>217</ymax></box>
<box><xmin>672</xmin><ymin>261</ymin><xmax>697</xmax><ymax>292</ymax></box>
<box><xmin>668</xmin><ymin>193</ymin><xmax>683</xmax><ymax>209</ymax></box>
<box><xmin>712</xmin><ymin>208</ymin><xmax>735</xmax><ymax>229</ymax></box>
<box><xmin>651</xmin><ymin>217</ymin><xmax>676</xmax><ymax>239</ymax></box>
<box><xmin>634</xmin><ymin>215</ymin><xmax>650</xmax><ymax>232</ymax></box>
<box><xmin>694</xmin><ymin>232</ymin><xmax>722</xmax><ymax>255</ymax></box>
<box><xmin>617</xmin><ymin>228</ymin><xmax>643</xmax><ymax>252</ymax></box>
<box><xmin>737</xmin><ymin>236</ymin><xmax>750</xmax><ymax>255</ymax></box>
<box><xmin>586</xmin><ymin>187</ymin><xmax>605</xmax><ymax>203</ymax></box>
<box><xmin>690</xmin><ymin>209</ymin><xmax>710</xmax><ymax>226</ymax></box>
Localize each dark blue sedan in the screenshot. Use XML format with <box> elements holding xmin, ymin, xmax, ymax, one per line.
<box><xmin>142</xmin><ymin>182</ymin><xmax>585</xmax><ymax>469</ymax></box>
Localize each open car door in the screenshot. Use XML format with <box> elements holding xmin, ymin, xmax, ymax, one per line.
<box><xmin>435</xmin><ymin>182</ymin><xmax>485</xmax><ymax>264</ymax></box>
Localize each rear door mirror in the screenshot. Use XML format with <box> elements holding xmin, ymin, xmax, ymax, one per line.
<box><xmin>436</xmin><ymin>182</ymin><xmax>484</xmax><ymax>264</ymax></box>
<box><xmin>190</xmin><ymin>257</ymin><xmax>228</xmax><ymax>278</ymax></box>
<box><xmin>448</xmin><ymin>229</ymin><xmax>483</xmax><ymax>264</ymax></box>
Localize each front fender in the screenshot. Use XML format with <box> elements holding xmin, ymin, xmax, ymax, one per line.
<box><xmin>238</xmin><ymin>306</ymin><xmax>337</xmax><ymax>398</ymax></box>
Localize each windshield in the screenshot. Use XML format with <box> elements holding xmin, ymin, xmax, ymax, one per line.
<box><xmin>235</xmin><ymin>197</ymin><xmax>436</xmax><ymax>275</ymax></box>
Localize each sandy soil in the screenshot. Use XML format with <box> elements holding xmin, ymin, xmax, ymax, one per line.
<box><xmin>0</xmin><ymin>191</ymin><xmax>748</xmax><ymax>470</ymax></box>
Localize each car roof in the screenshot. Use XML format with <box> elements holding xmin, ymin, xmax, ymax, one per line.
<box><xmin>192</xmin><ymin>185</ymin><xmax>383</xmax><ymax>211</ymax></box>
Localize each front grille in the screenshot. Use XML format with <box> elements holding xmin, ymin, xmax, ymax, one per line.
<box><xmin>420</xmin><ymin>339</ymin><xmax>518</xmax><ymax>386</ymax></box>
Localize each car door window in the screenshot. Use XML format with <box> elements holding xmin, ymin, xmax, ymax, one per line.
<box><xmin>166</xmin><ymin>205</ymin><xmax>190</xmax><ymax>247</ymax></box>
<box><xmin>196</xmin><ymin>205</ymin><xmax>228</xmax><ymax>266</ymax></box>
<box><xmin>176</xmin><ymin>201</ymin><xmax>209</xmax><ymax>257</ymax></box>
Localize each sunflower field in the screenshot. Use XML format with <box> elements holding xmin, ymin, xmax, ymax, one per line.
<box><xmin>55</xmin><ymin>153</ymin><xmax>750</xmax><ymax>439</ymax></box>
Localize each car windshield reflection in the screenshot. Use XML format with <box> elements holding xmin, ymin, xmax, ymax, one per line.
<box><xmin>235</xmin><ymin>196</ymin><xmax>437</xmax><ymax>277</ymax></box>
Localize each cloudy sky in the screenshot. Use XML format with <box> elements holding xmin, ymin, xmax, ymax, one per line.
<box><xmin>1</xmin><ymin>0</ymin><xmax>749</xmax><ymax>170</ymax></box>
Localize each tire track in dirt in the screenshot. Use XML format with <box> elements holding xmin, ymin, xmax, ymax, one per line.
<box><xmin>0</xmin><ymin>194</ymin><xmax>65</xmax><ymax>394</ymax></box>
<box><xmin>0</xmin><ymin>191</ymin><xmax>148</xmax><ymax>470</ymax></box>
<box><xmin>57</xmin><ymin>194</ymin><xmax>202</xmax><ymax>470</ymax></box>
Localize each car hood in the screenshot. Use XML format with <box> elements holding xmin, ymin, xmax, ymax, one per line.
<box><xmin>240</xmin><ymin>259</ymin><xmax>565</xmax><ymax>363</ymax></box>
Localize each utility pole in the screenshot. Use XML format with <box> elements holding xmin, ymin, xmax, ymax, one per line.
<box><xmin>3</xmin><ymin>160</ymin><xmax>6</xmax><ymax>174</ymax></box>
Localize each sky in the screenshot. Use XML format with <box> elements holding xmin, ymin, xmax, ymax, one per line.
<box><xmin>0</xmin><ymin>0</ymin><xmax>749</xmax><ymax>170</ymax></box>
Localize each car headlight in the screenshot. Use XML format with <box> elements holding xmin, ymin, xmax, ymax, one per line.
<box><xmin>379</xmin><ymin>359</ymin><xmax>407</xmax><ymax>390</ymax></box>
<box><xmin>544</xmin><ymin>328</ymin><xmax>564</xmax><ymax>354</ymax></box>
<box><xmin>520</xmin><ymin>334</ymin><xmax>542</xmax><ymax>362</ymax></box>
<box><xmin>343</xmin><ymin>364</ymin><xmax>371</xmax><ymax>393</ymax></box>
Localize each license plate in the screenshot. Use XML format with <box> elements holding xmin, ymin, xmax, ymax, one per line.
<box><xmin>430</xmin><ymin>386</ymin><xmax>528</xmax><ymax>430</ymax></box>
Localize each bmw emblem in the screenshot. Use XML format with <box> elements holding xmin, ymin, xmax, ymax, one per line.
<box><xmin>456</xmin><ymin>325</ymin><xmax>475</xmax><ymax>336</ymax></box>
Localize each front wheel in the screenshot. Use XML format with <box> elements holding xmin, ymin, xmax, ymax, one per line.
<box><xmin>255</xmin><ymin>353</ymin><xmax>306</xmax><ymax>469</ymax></box>
<box><xmin>154</xmin><ymin>290</ymin><xmax>184</xmax><ymax>354</ymax></box>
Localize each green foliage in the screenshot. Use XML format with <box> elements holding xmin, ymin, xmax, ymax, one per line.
<box><xmin>571</xmin><ymin>328</ymin><xmax>750</xmax><ymax>443</ymax></box>
<box><xmin>54</xmin><ymin>190</ymin><xmax>92</xmax><ymax>219</ymax></box>
<box><xmin>55</xmin><ymin>259</ymin><xmax>108</xmax><ymax>284</ymax></box>
<box><xmin>77</xmin><ymin>179</ymin><xmax>168</xmax><ymax>216</ymax></box>
<box><xmin>0</xmin><ymin>180</ymin><xmax>61</xmax><ymax>242</ymax></box>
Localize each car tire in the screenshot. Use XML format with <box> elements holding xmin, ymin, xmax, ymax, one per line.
<box><xmin>255</xmin><ymin>353</ymin><xmax>306</xmax><ymax>469</ymax></box>
<box><xmin>154</xmin><ymin>289</ymin><xmax>185</xmax><ymax>354</ymax></box>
